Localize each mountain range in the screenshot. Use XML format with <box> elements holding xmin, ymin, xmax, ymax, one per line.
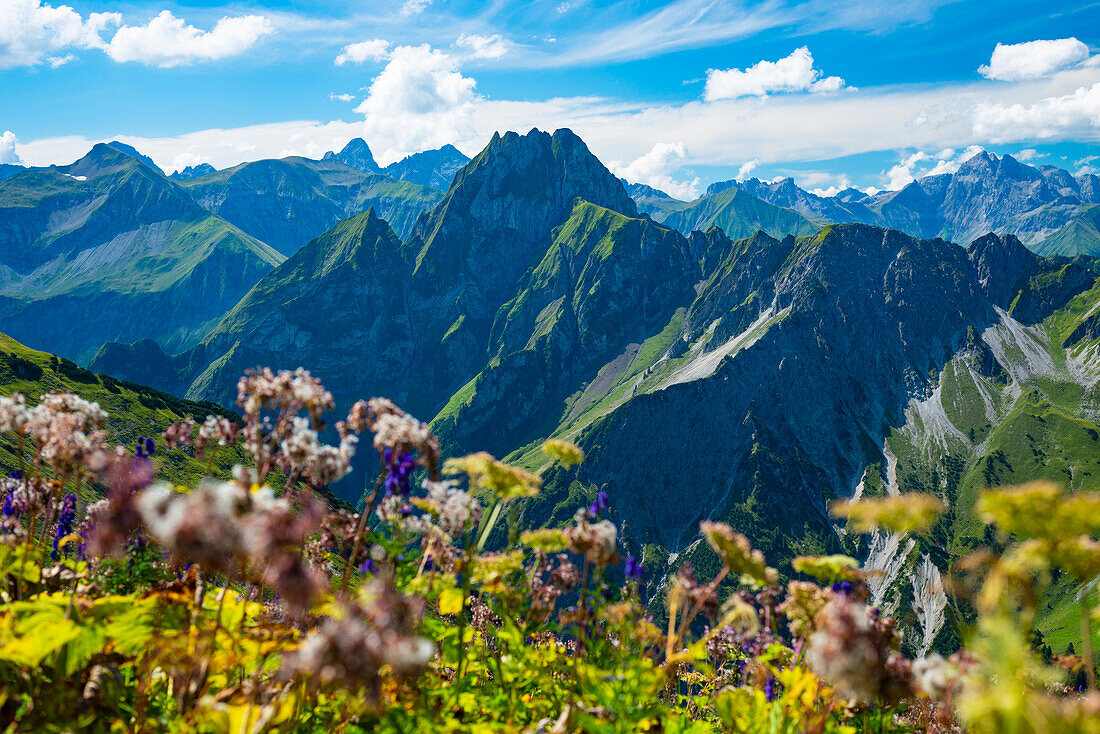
<box><xmin>0</xmin><ymin>139</ymin><xmax>466</xmax><ymax>362</ymax></box>
<box><xmin>5</xmin><ymin>125</ymin><xmax>1100</xmax><ymax>654</ymax></box>
<box><xmin>84</xmin><ymin>129</ymin><xmax>1100</xmax><ymax>644</ymax></box>
<box><xmin>646</xmin><ymin>152</ymin><xmax>1100</xmax><ymax>256</ymax></box>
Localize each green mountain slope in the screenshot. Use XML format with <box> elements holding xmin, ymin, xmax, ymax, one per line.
<box><xmin>0</xmin><ymin>331</ymin><xmax>239</xmax><ymax>486</ymax></box>
<box><xmin>180</xmin><ymin>156</ymin><xmax>442</xmax><ymax>254</ymax></box>
<box><xmin>0</xmin><ymin>145</ymin><xmax>284</xmax><ymax>363</ymax></box>
<box><xmin>657</xmin><ymin>186</ymin><xmax>824</xmax><ymax>239</ymax></box>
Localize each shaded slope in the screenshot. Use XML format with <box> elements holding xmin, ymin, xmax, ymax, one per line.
<box><xmin>657</xmin><ymin>186</ymin><xmax>824</xmax><ymax>239</ymax></box>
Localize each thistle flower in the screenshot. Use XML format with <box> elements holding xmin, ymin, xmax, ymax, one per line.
<box><xmin>805</xmin><ymin>595</ymin><xmax>911</xmax><ymax>704</ymax></box>
<box><xmin>193</xmin><ymin>416</ymin><xmax>240</xmax><ymax>459</ymax></box>
<box><xmin>564</xmin><ymin>509</ymin><xmax>618</xmax><ymax>567</ymax></box>
<box><xmin>162</xmin><ymin>419</ymin><xmax>194</xmax><ymax>448</ymax></box>
<box><xmin>279</xmin><ymin>581</ymin><xmax>433</xmax><ymax>696</ymax></box>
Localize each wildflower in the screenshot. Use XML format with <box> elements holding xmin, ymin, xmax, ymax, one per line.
<box><xmin>588</xmin><ymin>490</ymin><xmax>609</xmax><ymax>518</ymax></box>
<box><xmin>236</xmin><ymin>367</ymin><xmax>334</xmax><ymax>421</ymax></box>
<box><xmin>700</xmin><ymin>521</ymin><xmax>777</xmax><ymax>586</ymax></box>
<box><xmin>444</xmin><ymin>451</ymin><xmax>540</xmax><ymax>500</ymax></box>
<box><xmin>831</xmin><ymin>493</ymin><xmax>945</xmax><ymax>535</ymax></box>
<box><xmin>0</xmin><ymin>393</ymin><xmax>28</xmax><ymax>434</ymax></box>
<box><xmin>779</xmin><ymin>580</ymin><xmax>830</xmax><ymax>639</ymax></box>
<box><xmin>193</xmin><ymin>416</ymin><xmax>239</xmax><ymax>459</ymax></box>
<box><xmin>805</xmin><ymin>595</ymin><xmax>911</xmax><ymax>704</ymax></box>
<box><xmin>624</xmin><ymin>555</ymin><xmax>644</xmax><ymax>581</ymax></box>
<box><xmin>763</xmin><ymin>676</ymin><xmax>781</xmax><ymax>702</ymax></box>
<box><xmin>51</xmin><ymin>493</ymin><xmax>77</xmax><ymax>559</ymax></box>
<box><xmin>422</xmin><ymin>479</ymin><xmax>481</xmax><ymax>537</ymax></box>
<box><xmin>279</xmin><ymin>582</ymin><xmax>433</xmax><ymax>696</ymax></box>
<box><xmin>162</xmin><ymin>419</ymin><xmax>194</xmax><ymax>448</ymax></box>
<box><xmin>519</xmin><ymin>528</ymin><xmax>569</xmax><ymax>553</ymax></box>
<box><xmin>373</xmin><ymin>412</ymin><xmax>433</xmax><ymax>456</ymax></box>
<box><xmin>384</xmin><ymin>450</ymin><xmax>417</xmax><ymax>496</ymax></box>
<box><xmin>361</xmin><ymin>558</ymin><xmax>378</xmax><ymax>575</ymax></box>
<box><xmin>564</xmin><ymin>509</ymin><xmax>618</xmax><ymax>567</ymax></box>
<box><xmin>279</xmin><ymin>416</ymin><xmax>357</xmax><ymax>485</ymax></box>
<box><xmin>543</xmin><ymin>438</ymin><xmax>584</xmax><ymax>467</ymax></box>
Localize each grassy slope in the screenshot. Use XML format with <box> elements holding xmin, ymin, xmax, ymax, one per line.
<box><xmin>877</xmin><ymin>278</ymin><xmax>1100</xmax><ymax>655</ymax></box>
<box><xmin>0</xmin><ymin>332</ymin><xmax>240</xmax><ymax>487</ymax></box>
<box><xmin>658</xmin><ymin>187</ymin><xmax>824</xmax><ymax>239</ymax></box>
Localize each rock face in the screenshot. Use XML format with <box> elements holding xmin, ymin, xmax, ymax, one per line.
<box><xmin>0</xmin><ymin>144</ymin><xmax>284</xmax><ymax>362</ymax></box>
<box><xmin>323</xmin><ymin>138</ymin><xmax>382</xmax><ymax>174</ymax></box>
<box><xmin>170</xmin><ymin>163</ymin><xmax>217</xmax><ymax>180</ymax></box>
<box><xmin>707</xmin><ymin>154</ymin><xmax>1100</xmax><ymax>254</ymax></box>
<box><xmin>384</xmin><ymin>144</ymin><xmax>470</xmax><ymax>190</ymax></box>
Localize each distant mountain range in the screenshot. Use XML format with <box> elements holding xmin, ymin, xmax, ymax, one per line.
<box><xmin>0</xmin><ymin>139</ymin><xmax>464</xmax><ymax>361</ymax></box>
<box><xmin>638</xmin><ymin>152</ymin><xmax>1100</xmax><ymax>256</ymax></box>
<box><xmin>323</xmin><ymin>138</ymin><xmax>471</xmax><ymax>190</ymax></box>
<box><xmin>87</xmin><ymin>129</ymin><xmax>1100</xmax><ymax>618</ymax></box>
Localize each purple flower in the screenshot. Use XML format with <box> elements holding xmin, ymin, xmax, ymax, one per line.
<box><xmin>588</xmin><ymin>490</ymin><xmax>609</xmax><ymax>517</ymax></box>
<box><xmin>831</xmin><ymin>580</ymin><xmax>853</xmax><ymax>595</ymax></box>
<box><xmin>2</xmin><ymin>492</ymin><xmax>13</xmax><ymax>518</ymax></box>
<box><xmin>51</xmin><ymin>493</ymin><xmax>77</xmax><ymax>559</ymax></box>
<box><xmin>384</xmin><ymin>449</ymin><xmax>417</xmax><ymax>497</ymax></box>
<box><xmin>624</xmin><ymin>554</ymin><xmax>644</xmax><ymax>581</ymax></box>
<box><xmin>360</xmin><ymin>558</ymin><xmax>378</xmax><ymax>575</ymax></box>
<box><xmin>764</xmin><ymin>677</ymin><xmax>781</xmax><ymax>702</ymax></box>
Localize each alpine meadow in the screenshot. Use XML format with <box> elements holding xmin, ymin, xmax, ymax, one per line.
<box><xmin>3</xmin><ymin>1</ymin><xmax>1100</xmax><ymax>732</ymax></box>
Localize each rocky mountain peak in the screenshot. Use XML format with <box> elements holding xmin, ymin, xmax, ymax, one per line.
<box><xmin>966</xmin><ymin>232</ymin><xmax>1039</xmax><ymax>307</ymax></box>
<box><xmin>323</xmin><ymin>138</ymin><xmax>381</xmax><ymax>174</ymax></box>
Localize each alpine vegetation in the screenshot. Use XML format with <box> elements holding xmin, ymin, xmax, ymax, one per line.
<box><xmin>0</xmin><ymin>368</ymin><xmax>1098</xmax><ymax>732</ymax></box>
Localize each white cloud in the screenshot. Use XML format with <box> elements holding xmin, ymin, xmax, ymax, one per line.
<box><xmin>1076</xmin><ymin>155</ymin><xmax>1099</xmax><ymax>176</ymax></box>
<box><xmin>105</xmin><ymin>11</ymin><xmax>272</xmax><ymax>67</ymax></box>
<box><xmin>354</xmin><ymin>44</ymin><xmax>479</xmax><ymax>162</ymax></box>
<box><xmin>735</xmin><ymin>159</ymin><xmax>760</xmax><ymax>181</ymax></box>
<box><xmin>0</xmin><ymin>0</ymin><xmax>119</xmax><ymax>68</ymax></box>
<box><xmin>703</xmin><ymin>47</ymin><xmax>845</xmax><ymax>101</ymax></box>
<box><xmin>0</xmin><ymin>132</ymin><xmax>20</xmax><ymax>165</ymax></box>
<box><xmin>978</xmin><ymin>38</ymin><xmax>1090</xmax><ymax>81</ymax></box>
<box><xmin>881</xmin><ymin>145</ymin><xmax>984</xmax><ymax>190</ymax></box>
<box><xmin>973</xmin><ymin>82</ymin><xmax>1100</xmax><ymax>142</ymax></box>
<box><xmin>1014</xmin><ymin>148</ymin><xmax>1044</xmax><ymax>161</ymax></box>
<box><xmin>609</xmin><ymin>142</ymin><xmax>700</xmax><ymax>200</ymax></box>
<box><xmin>455</xmin><ymin>33</ymin><xmax>512</xmax><ymax>60</ymax></box>
<box><xmin>400</xmin><ymin>0</ymin><xmax>432</xmax><ymax>16</ymax></box>
<box><xmin>335</xmin><ymin>39</ymin><xmax>390</xmax><ymax>65</ymax></box>
<box><xmin>330</xmin><ymin>93</ymin><xmax>355</xmax><ymax>102</ymax></box>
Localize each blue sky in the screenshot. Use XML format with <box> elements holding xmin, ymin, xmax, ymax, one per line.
<box><xmin>2</xmin><ymin>0</ymin><xmax>1099</xmax><ymax>197</ymax></box>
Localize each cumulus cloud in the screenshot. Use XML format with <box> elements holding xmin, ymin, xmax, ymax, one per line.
<box><xmin>105</xmin><ymin>11</ymin><xmax>273</xmax><ymax>67</ymax></box>
<box><xmin>881</xmin><ymin>145</ymin><xmax>984</xmax><ymax>190</ymax></box>
<box><xmin>609</xmin><ymin>142</ymin><xmax>701</xmax><ymax>200</ymax></box>
<box><xmin>0</xmin><ymin>131</ymin><xmax>20</xmax><ymax>164</ymax></box>
<box><xmin>401</xmin><ymin>0</ymin><xmax>432</xmax><ymax>16</ymax></box>
<box><xmin>0</xmin><ymin>0</ymin><xmax>119</xmax><ymax>68</ymax></box>
<box><xmin>455</xmin><ymin>33</ymin><xmax>512</xmax><ymax>60</ymax></box>
<box><xmin>703</xmin><ymin>47</ymin><xmax>844</xmax><ymax>101</ymax></box>
<box><xmin>354</xmin><ymin>44</ymin><xmax>480</xmax><ymax>162</ymax></box>
<box><xmin>1014</xmin><ymin>148</ymin><xmax>1044</xmax><ymax>161</ymax></box>
<box><xmin>735</xmin><ymin>159</ymin><xmax>760</xmax><ymax>181</ymax></box>
<box><xmin>335</xmin><ymin>39</ymin><xmax>390</xmax><ymax>65</ymax></box>
<box><xmin>978</xmin><ymin>38</ymin><xmax>1090</xmax><ymax>81</ymax></box>
<box><xmin>973</xmin><ymin>82</ymin><xmax>1100</xmax><ymax>142</ymax></box>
